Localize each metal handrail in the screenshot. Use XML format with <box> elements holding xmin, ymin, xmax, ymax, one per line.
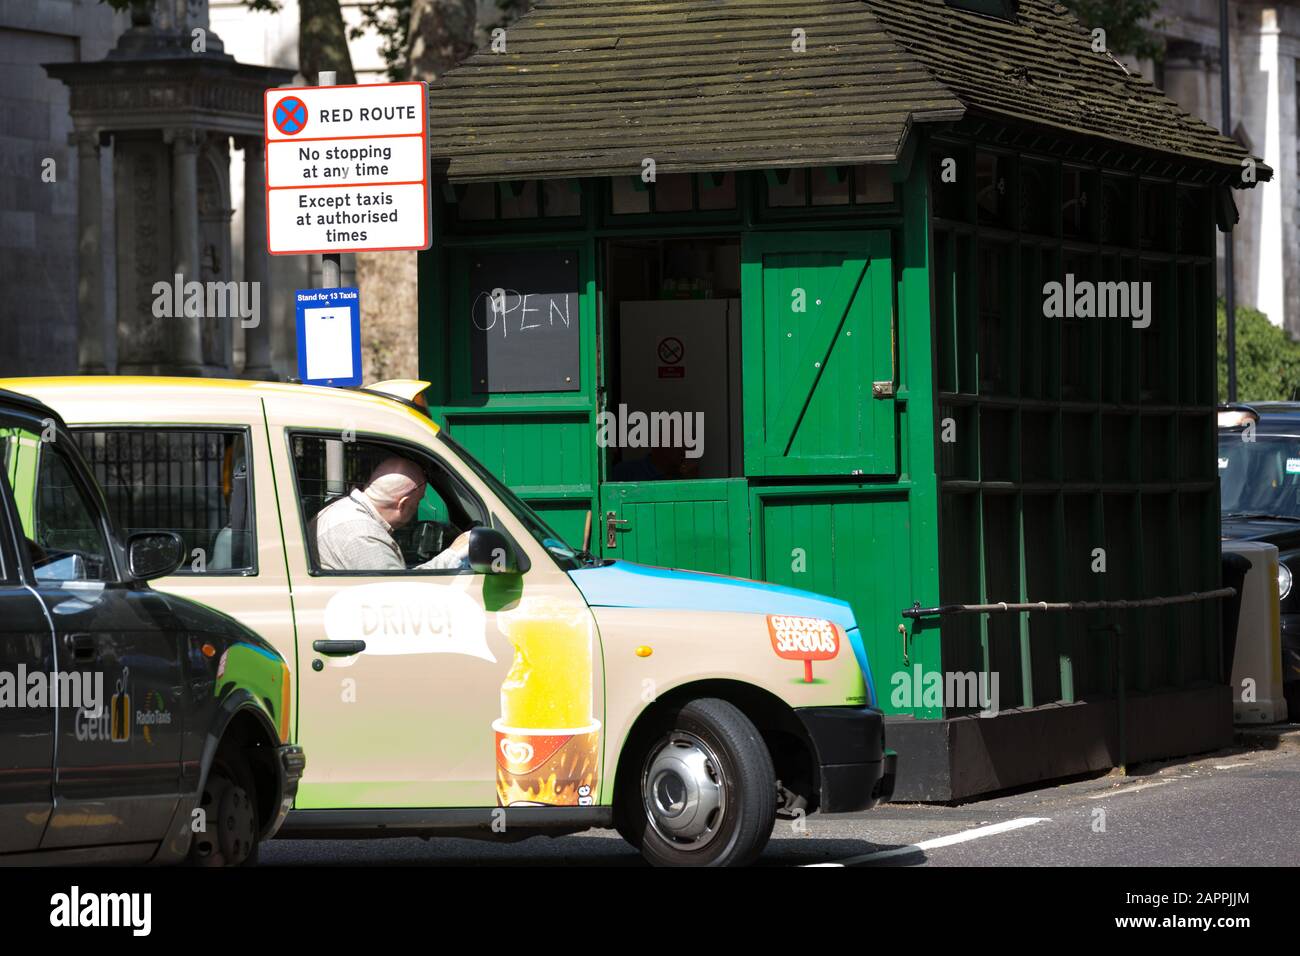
<box><xmin>902</xmin><ymin>587</ymin><xmax>1236</xmax><ymax>619</ymax></box>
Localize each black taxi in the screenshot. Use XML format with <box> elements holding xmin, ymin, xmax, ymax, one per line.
<box><xmin>0</xmin><ymin>389</ymin><xmax>303</xmax><ymax>865</ymax></box>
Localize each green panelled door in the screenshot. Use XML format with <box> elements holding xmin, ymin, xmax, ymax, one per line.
<box><xmin>753</xmin><ymin>489</ymin><xmax>915</xmax><ymax>713</ymax></box>
<box><xmin>741</xmin><ymin>232</ymin><xmax>896</xmax><ymax>477</ymax></box>
<box><xmin>599</xmin><ymin>479</ymin><xmax>750</xmax><ymax>576</ymax></box>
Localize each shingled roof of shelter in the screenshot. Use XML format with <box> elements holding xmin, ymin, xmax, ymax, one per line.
<box><xmin>868</xmin><ymin>0</ymin><xmax>1266</xmax><ymax>180</ymax></box>
<box><xmin>427</xmin><ymin>0</ymin><xmax>1267</xmax><ymax>184</ymax></box>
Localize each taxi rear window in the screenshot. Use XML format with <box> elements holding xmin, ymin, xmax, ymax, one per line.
<box><xmin>74</xmin><ymin>428</ymin><xmax>255</xmax><ymax>575</ymax></box>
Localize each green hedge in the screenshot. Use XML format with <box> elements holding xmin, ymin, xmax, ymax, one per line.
<box><xmin>1216</xmin><ymin>302</ymin><xmax>1300</xmax><ymax>402</ymax></box>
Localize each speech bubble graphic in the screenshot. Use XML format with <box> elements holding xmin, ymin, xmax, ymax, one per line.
<box><xmin>324</xmin><ymin>582</ymin><xmax>494</xmax><ymax>662</ymax></box>
<box><xmin>767</xmin><ymin>614</ymin><xmax>840</xmax><ymax>682</ymax></box>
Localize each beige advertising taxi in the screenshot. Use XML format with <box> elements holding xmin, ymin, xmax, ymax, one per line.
<box><xmin>1</xmin><ymin>376</ymin><xmax>895</xmax><ymax>866</ymax></box>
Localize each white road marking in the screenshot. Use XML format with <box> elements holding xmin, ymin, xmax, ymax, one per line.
<box><xmin>808</xmin><ymin>816</ymin><xmax>1051</xmax><ymax>867</ymax></box>
<box><xmin>1086</xmin><ymin>780</ymin><xmax>1170</xmax><ymax>799</ymax></box>
<box><xmin>1212</xmin><ymin>760</ymin><xmax>1255</xmax><ymax>770</ymax></box>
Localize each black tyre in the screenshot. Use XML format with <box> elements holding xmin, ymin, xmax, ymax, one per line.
<box><xmin>187</xmin><ymin>754</ymin><xmax>260</xmax><ymax>867</ymax></box>
<box><xmin>616</xmin><ymin>698</ymin><xmax>776</xmax><ymax>867</ymax></box>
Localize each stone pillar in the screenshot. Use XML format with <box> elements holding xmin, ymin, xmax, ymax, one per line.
<box><xmin>167</xmin><ymin>127</ymin><xmax>204</xmax><ymax>373</ymax></box>
<box><xmin>239</xmin><ymin>136</ymin><xmax>274</xmax><ymax>379</ymax></box>
<box><xmin>72</xmin><ymin>130</ymin><xmax>108</xmax><ymax>373</ymax></box>
<box><xmin>1252</xmin><ymin>11</ymin><xmax>1286</xmax><ymax>332</ymax></box>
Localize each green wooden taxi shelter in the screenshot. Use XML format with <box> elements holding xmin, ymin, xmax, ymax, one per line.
<box><xmin>420</xmin><ymin>0</ymin><xmax>1270</xmax><ymax>799</ymax></box>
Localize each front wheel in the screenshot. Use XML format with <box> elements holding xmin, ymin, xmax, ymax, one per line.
<box><xmin>187</xmin><ymin>755</ymin><xmax>260</xmax><ymax>867</ymax></box>
<box><xmin>617</xmin><ymin>698</ymin><xmax>776</xmax><ymax>867</ymax></box>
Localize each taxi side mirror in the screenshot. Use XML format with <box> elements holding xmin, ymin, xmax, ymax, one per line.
<box><xmin>127</xmin><ymin>531</ymin><xmax>185</xmax><ymax>581</ymax></box>
<box><xmin>467</xmin><ymin>527</ymin><xmax>519</xmax><ymax>575</ymax></box>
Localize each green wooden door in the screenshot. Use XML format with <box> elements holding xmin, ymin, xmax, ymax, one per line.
<box><xmin>753</xmin><ymin>488</ymin><xmax>916</xmax><ymax>714</ymax></box>
<box><xmin>742</xmin><ymin>232</ymin><xmax>896</xmax><ymax>477</ymax></box>
<box><xmin>599</xmin><ymin>478</ymin><xmax>750</xmax><ymax>576</ymax></box>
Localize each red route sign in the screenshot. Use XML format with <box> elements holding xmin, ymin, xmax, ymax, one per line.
<box><xmin>263</xmin><ymin>81</ymin><xmax>430</xmax><ymax>255</ymax></box>
<box><xmin>272</xmin><ymin>96</ymin><xmax>308</xmax><ymax>136</ymax></box>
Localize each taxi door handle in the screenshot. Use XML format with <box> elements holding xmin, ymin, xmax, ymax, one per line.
<box><xmin>64</xmin><ymin>632</ymin><xmax>97</xmax><ymax>663</ymax></box>
<box><xmin>312</xmin><ymin>640</ymin><xmax>366</xmax><ymax>657</ymax></box>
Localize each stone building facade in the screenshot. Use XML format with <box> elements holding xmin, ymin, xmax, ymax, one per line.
<box><xmin>0</xmin><ymin>0</ymin><xmax>121</xmax><ymax>376</ymax></box>
<box><xmin>0</xmin><ymin>0</ymin><xmax>390</xmax><ymax>380</ymax></box>
<box><xmin>1131</xmin><ymin>0</ymin><xmax>1298</xmax><ymax>334</ymax></box>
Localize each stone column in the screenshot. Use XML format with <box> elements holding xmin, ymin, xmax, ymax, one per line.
<box><xmin>1251</xmin><ymin>11</ymin><xmax>1285</xmax><ymax>332</ymax></box>
<box><xmin>72</xmin><ymin>130</ymin><xmax>108</xmax><ymax>373</ymax></box>
<box><xmin>239</xmin><ymin>136</ymin><xmax>274</xmax><ymax>379</ymax></box>
<box><xmin>167</xmin><ymin>127</ymin><xmax>205</xmax><ymax>373</ymax></box>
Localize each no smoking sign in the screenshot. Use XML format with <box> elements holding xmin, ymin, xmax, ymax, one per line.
<box><xmin>657</xmin><ymin>336</ymin><xmax>684</xmax><ymax>364</ymax></box>
<box><xmin>657</xmin><ymin>336</ymin><xmax>685</xmax><ymax>379</ymax></box>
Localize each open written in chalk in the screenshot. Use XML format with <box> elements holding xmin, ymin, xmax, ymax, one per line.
<box><xmin>470</xmin><ymin>250</ymin><xmax>580</xmax><ymax>393</ymax></box>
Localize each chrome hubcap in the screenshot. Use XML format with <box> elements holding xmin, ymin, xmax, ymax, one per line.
<box><xmin>642</xmin><ymin>731</ymin><xmax>727</xmax><ymax>850</ymax></box>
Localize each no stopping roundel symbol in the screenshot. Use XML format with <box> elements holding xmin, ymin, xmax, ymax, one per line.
<box><xmin>273</xmin><ymin>96</ymin><xmax>308</xmax><ymax>136</ymax></box>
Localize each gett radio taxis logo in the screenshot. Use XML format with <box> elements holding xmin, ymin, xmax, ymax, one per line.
<box><xmin>136</xmin><ymin>689</ymin><xmax>172</xmax><ymax>745</ymax></box>
<box><xmin>75</xmin><ymin>668</ymin><xmax>132</xmax><ymax>743</ymax></box>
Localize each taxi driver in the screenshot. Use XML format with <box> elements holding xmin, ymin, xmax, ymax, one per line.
<box><xmin>310</xmin><ymin>455</ymin><xmax>471</xmax><ymax>572</ymax></box>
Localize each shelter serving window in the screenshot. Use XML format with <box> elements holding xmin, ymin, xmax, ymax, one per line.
<box><xmin>603</xmin><ymin>237</ymin><xmax>744</xmax><ymax>481</ymax></box>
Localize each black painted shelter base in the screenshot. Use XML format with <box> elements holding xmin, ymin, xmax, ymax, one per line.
<box><xmin>884</xmin><ymin>684</ymin><xmax>1233</xmax><ymax>802</ymax></box>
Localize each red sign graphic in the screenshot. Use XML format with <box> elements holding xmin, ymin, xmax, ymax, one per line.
<box><xmin>497</xmin><ymin>731</ymin><xmax>571</xmax><ymax>774</ymax></box>
<box><xmin>272</xmin><ymin>96</ymin><xmax>308</xmax><ymax>136</ymax></box>
<box><xmin>767</xmin><ymin>615</ymin><xmax>841</xmax><ymax>682</ymax></box>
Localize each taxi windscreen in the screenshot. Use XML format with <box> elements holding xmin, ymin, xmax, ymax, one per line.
<box><xmin>1219</xmin><ymin>431</ymin><xmax>1300</xmax><ymax>520</ymax></box>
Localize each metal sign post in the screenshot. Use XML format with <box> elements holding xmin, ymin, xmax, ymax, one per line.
<box><xmin>317</xmin><ymin>70</ymin><xmax>341</xmax><ymax>291</ymax></box>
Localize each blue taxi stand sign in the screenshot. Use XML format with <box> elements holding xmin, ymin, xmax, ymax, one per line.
<box><xmin>295</xmin><ymin>287</ymin><xmax>361</xmax><ymax>387</ymax></box>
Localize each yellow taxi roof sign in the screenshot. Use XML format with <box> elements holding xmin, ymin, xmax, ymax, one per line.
<box><xmin>365</xmin><ymin>379</ymin><xmax>432</xmax><ymax>408</ymax></box>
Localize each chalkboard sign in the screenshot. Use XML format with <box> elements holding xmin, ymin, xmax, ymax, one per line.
<box><xmin>469</xmin><ymin>250</ymin><xmax>581</xmax><ymax>393</ymax></box>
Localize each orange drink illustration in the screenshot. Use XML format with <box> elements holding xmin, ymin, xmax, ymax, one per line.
<box><xmin>494</xmin><ymin>598</ymin><xmax>600</xmax><ymax>806</ymax></box>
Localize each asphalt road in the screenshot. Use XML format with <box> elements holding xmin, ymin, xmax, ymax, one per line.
<box><xmin>261</xmin><ymin>741</ymin><xmax>1300</xmax><ymax>867</ymax></box>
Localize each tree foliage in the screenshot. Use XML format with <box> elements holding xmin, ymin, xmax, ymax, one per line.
<box><xmin>1218</xmin><ymin>303</ymin><xmax>1300</xmax><ymax>403</ymax></box>
<box><xmin>299</xmin><ymin>0</ymin><xmax>357</xmax><ymax>84</ymax></box>
<box><xmin>106</xmin><ymin>1</ymin><xmax>1158</xmax><ymax>72</ymax></box>
<box><xmin>1059</xmin><ymin>0</ymin><xmax>1164</xmax><ymax>61</ymax></box>
<box><xmin>353</xmin><ymin>0</ymin><xmax>413</xmax><ymax>81</ymax></box>
<box><xmin>407</xmin><ymin>0</ymin><xmax>475</xmax><ymax>81</ymax></box>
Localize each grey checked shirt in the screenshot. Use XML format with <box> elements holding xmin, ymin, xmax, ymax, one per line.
<box><xmin>309</xmin><ymin>489</ymin><xmax>466</xmax><ymax>572</ymax></box>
